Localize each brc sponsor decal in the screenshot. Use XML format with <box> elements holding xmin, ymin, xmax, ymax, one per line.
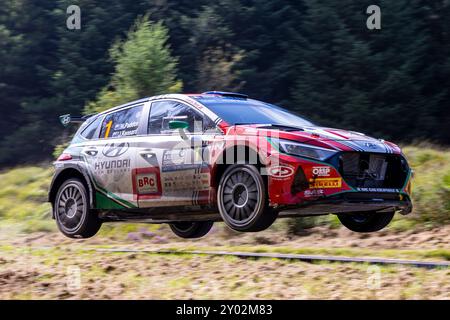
<box><xmin>268</xmin><ymin>165</ymin><xmax>295</xmax><ymax>179</ymax></box>
<box><xmin>309</xmin><ymin>178</ymin><xmax>342</xmax><ymax>189</ymax></box>
<box><xmin>136</xmin><ymin>173</ymin><xmax>159</xmax><ymax>194</ymax></box>
<box><xmin>132</xmin><ymin>168</ymin><xmax>162</xmax><ymax>199</ymax></box>
<box><xmin>312</xmin><ymin>166</ymin><xmax>331</xmax><ymax>177</ymax></box>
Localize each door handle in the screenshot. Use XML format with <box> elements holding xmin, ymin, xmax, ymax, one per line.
<box><xmin>139</xmin><ymin>149</ymin><xmax>155</xmax><ymax>159</ymax></box>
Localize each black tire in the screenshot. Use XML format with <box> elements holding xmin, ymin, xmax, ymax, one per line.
<box><xmin>337</xmin><ymin>211</ymin><xmax>395</xmax><ymax>233</ymax></box>
<box><xmin>54</xmin><ymin>178</ymin><xmax>102</xmax><ymax>238</ymax></box>
<box><xmin>217</xmin><ymin>164</ymin><xmax>278</xmax><ymax>232</ymax></box>
<box><xmin>169</xmin><ymin>221</ymin><xmax>214</xmax><ymax>239</ymax></box>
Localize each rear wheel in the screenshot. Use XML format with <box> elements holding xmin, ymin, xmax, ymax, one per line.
<box><xmin>337</xmin><ymin>211</ymin><xmax>394</xmax><ymax>233</ymax></box>
<box><xmin>217</xmin><ymin>164</ymin><xmax>277</xmax><ymax>232</ymax></box>
<box><xmin>169</xmin><ymin>221</ymin><xmax>214</xmax><ymax>239</ymax></box>
<box><xmin>54</xmin><ymin>178</ymin><xmax>102</xmax><ymax>238</ymax></box>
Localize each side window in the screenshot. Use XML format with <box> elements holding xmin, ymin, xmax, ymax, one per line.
<box><xmin>148</xmin><ymin>101</ymin><xmax>213</xmax><ymax>134</ymax></box>
<box><xmin>80</xmin><ymin>116</ymin><xmax>102</xmax><ymax>140</ymax></box>
<box><xmin>100</xmin><ymin>105</ymin><xmax>143</xmax><ymax>139</ymax></box>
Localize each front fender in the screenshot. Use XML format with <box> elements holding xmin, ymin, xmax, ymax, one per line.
<box><xmin>48</xmin><ymin>162</ymin><xmax>96</xmax><ymax>213</ymax></box>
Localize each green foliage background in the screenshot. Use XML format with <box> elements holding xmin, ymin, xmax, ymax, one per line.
<box><xmin>85</xmin><ymin>16</ymin><xmax>182</xmax><ymax>114</ymax></box>
<box><xmin>0</xmin><ymin>0</ymin><xmax>449</xmax><ymax>166</ymax></box>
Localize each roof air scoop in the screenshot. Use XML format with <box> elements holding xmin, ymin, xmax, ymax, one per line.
<box><xmin>202</xmin><ymin>91</ymin><xmax>248</xmax><ymax>99</ymax></box>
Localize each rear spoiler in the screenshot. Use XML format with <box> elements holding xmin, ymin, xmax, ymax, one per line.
<box><xmin>59</xmin><ymin>114</ymin><xmax>96</xmax><ymax>127</ymax></box>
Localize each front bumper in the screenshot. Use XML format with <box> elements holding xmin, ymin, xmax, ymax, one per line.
<box><xmin>277</xmin><ymin>192</ymin><xmax>413</xmax><ymax>217</ymax></box>
<box><xmin>266</xmin><ymin>152</ymin><xmax>413</xmax><ymax>214</ymax></box>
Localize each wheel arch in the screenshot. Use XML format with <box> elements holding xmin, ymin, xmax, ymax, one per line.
<box><xmin>48</xmin><ymin>165</ymin><xmax>95</xmax><ymax>217</ymax></box>
<box><xmin>212</xmin><ymin>145</ymin><xmax>267</xmax><ymax>190</ymax></box>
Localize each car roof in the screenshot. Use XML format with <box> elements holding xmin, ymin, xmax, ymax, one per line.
<box><xmin>94</xmin><ymin>93</ymin><xmax>225</xmax><ymax>123</ymax></box>
<box><xmin>97</xmin><ymin>92</ymin><xmax>249</xmax><ymax>116</ymax></box>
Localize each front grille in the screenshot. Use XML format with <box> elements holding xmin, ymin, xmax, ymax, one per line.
<box><xmin>337</xmin><ymin>152</ymin><xmax>408</xmax><ymax>189</ymax></box>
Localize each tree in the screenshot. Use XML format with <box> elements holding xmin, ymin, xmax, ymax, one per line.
<box><xmin>196</xmin><ymin>46</ymin><xmax>244</xmax><ymax>91</ymax></box>
<box><xmin>86</xmin><ymin>16</ymin><xmax>182</xmax><ymax>114</ymax></box>
<box><xmin>0</xmin><ymin>0</ymin><xmax>59</xmax><ymax>165</ymax></box>
<box><xmin>291</xmin><ymin>0</ymin><xmax>439</xmax><ymax>142</ymax></box>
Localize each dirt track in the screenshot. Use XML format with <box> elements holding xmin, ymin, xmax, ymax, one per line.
<box><xmin>0</xmin><ymin>223</ymin><xmax>449</xmax><ymax>299</ymax></box>
<box><xmin>5</xmin><ymin>222</ymin><xmax>450</xmax><ymax>250</ymax></box>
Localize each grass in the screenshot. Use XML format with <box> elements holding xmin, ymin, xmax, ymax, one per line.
<box><xmin>0</xmin><ymin>166</ymin><xmax>53</xmax><ymax>221</ymax></box>
<box><xmin>402</xmin><ymin>144</ymin><xmax>450</xmax><ymax>225</ymax></box>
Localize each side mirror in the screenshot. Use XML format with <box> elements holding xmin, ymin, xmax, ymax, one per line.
<box><xmin>168</xmin><ymin>120</ymin><xmax>189</xmax><ymax>130</ymax></box>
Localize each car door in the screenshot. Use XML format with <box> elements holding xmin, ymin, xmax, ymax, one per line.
<box><xmin>81</xmin><ymin>103</ymin><xmax>148</xmax><ymax>210</ymax></box>
<box><xmin>134</xmin><ymin>99</ymin><xmax>217</xmax><ymax>208</ymax></box>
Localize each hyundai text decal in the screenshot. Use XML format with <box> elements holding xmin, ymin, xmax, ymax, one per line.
<box><xmin>94</xmin><ymin>159</ymin><xmax>131</xmax><ymax>171</ymax></box>
<box><xmin>102</xmin><ymin>142</ymin><xmax>129</xmax><ymax>158</ymax></box>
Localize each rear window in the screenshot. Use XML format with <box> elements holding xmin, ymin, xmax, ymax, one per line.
<box><xmin>100</xmin><ymin>105</ymin><xmax>143</xmax><ymax>138</ymax></box>
<box><xmin>80</xmin><ymin>116</ymin><xmax>102</xmax><ymax>140</ymax></box>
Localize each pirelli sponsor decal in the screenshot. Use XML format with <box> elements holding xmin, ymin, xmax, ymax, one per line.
<box><xmin>309</xmin><ymin>178</ymin><xmax>342</xmax><ymax>189</ymax></box>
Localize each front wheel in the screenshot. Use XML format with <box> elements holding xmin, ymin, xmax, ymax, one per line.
<box><xmin>54</xmin><ymin>178</ymin><xmax>102</xmax><ymax>238</ymax></box>
<box><xmin>217</xmin><ymin>164</ymin><xmax>278</xmax><ymax>232</ymax></box>
<box><xmin>337</xmin><ymin>211</ymin><xmax>395</xmax><ymax>233</ymax></box>
<box><xmin>169</xmin><ymin>221</ymin><xmax>214</xmax><ymax>239</ymax></box>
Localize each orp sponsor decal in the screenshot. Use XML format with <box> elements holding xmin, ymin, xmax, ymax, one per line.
<box><xmin>312</xmin><ymin>166</ymin><xmax>331</xmax><ymax>177</ymax></box>
<box><xmin>309</xmin><ymin>178</ymin><xmax>342</xmax><ymax>189</ymax></box>
<box><xmin>268</xmin><ymin>165</ymin><xmax>295</xmax><ymax>179</ymax></box>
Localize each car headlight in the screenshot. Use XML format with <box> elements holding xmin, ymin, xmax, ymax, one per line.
<box><xmin>272</xmin><ymin>138</ymin><xmax>338</xmax><ymax>161</ymax></box>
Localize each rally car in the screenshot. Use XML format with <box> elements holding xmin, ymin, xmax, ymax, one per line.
<box><xmin>49</xmin><ymin>91</ymin><xmax>413</xmax><ymax>239</ymax></box>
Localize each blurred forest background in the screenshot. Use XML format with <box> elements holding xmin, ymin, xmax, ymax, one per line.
<box><xmin>0</xmin><ymin>0</ymin><xmax>450</xmax><ymax>166</ymax></box>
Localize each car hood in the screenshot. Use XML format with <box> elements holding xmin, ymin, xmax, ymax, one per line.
<box><xmin>230</xmin><ymin>124</ymin><xmax>401</xmax><ymax>154</ymax></box>
<box><xmin>299</xmin><ymin>126</ymin><xmax>400</xmax><ymax>153</ymax></box>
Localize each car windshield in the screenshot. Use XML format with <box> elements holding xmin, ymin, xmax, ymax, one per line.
<box><xmin>196</xmin><ymin>98</ymin><xmax>314</xmax><ymax>127</ymax></box>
